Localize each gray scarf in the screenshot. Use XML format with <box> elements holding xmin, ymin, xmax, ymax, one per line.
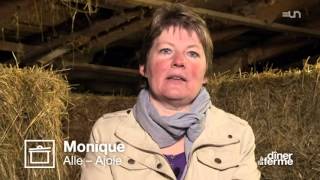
<box><xmin>133</xmin><ymin>87</ymin><xmax>211</xmax><ymax>157</ymax></box>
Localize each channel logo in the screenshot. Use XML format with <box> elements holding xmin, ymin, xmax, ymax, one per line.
<box><xmin>24</xmin><ymin>140</ymin><xmax>55</xmax><ymax>168</ymax></box>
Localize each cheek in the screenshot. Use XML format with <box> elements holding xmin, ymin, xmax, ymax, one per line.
<box><xmin>149</xmin><ymin>60</ymin><xmax>168</xmax><ymax>78</ymax></box>
<box><xmin>190</xmin><ymin>63</ymin><xmax>206</xmax><ymax>81</ymax></box>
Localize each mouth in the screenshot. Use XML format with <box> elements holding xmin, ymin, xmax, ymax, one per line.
<box><xmin>166</xmin><ymin>75</ymin><xmax>187</xmax><ymax>81</ymax></box>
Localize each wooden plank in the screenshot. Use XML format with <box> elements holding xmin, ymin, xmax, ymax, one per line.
<box><xmin>88</xmin><ymin>18</ymin><xmax>151</xmax><ymax>50</ymax></box>
<box><xmin>0</xmin><ymin>41</ymin><xmax>43</xmax><ymax>60</ymax></box>
<box><xmin>66</xmin><ymin>63</ymin><xmax>141</xmax><ymax>94</ymax></box>
<box><xmin>61</xmin><ymin>0</ymin><xmax>137</xmax><ymax>9</ymax></box>
<box><xmin>0</xmin><ymin>41</ymin><xmax>25</xmax><ymax>53</ymax></box>
<box><xmin>66</xmin><ymin>64</ymin><xmax>140</xmax><ymax>84</ymax></box>
<box><xmin>4</xmin><ymin>24</ymin><xmax>45</xmax><ymax>34</ymax></box>
<box><xmin>69</xmin><ymin>11</ymin><xmax>140</xmax><ymax>45</ymax></box>
<box><xmin>37</xmin><ymin>48</ymin><xmax>70</xmax><ymax>65</ymax></box>
<box><xmin>21</xmin><ymin>38</ymin><xmax>64</xmax><ymax>64</ymax></box>
<box><xmin>70</xmin><ymin>80</ymin><xmax>139</xmax><ymax>94</ymax></box>
<box><xmin>34</xmin><ymin>16</ymin><xmax>147</xmax><ymax>66</ymax></box>
<box><xmin>22</xmin><ymin>11</ymin><xmax>140</xmax><ymax>65</ymax></box>
<box><xmin>121</xmin><ymin>0</ymin><xmax>320</xmax><ymax>38</ymax></box>
<box><xmin>213</xmin><ymin>39</ymin><xmax>313</xmax><ymax>73</ymax></box>
<box><xmin>66</xmin><ymin>63</ymin><xmax>139</xmax><ymax>77</ymax></box>
<box><xmin>213</xmin><ymin>26</ymin><xmax>249</xmax><ymax>42</ymax></box>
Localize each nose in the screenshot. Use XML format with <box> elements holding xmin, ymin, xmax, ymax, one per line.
<box><xmin>171</xmin><ymin>52</ymin><xmax>185</xmax><ymax>68</ymax></box>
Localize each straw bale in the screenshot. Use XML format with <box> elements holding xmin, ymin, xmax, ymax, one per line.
<box><xmin>66</xmin><ymin>94</ymin><xmax>136</xmax><ymax>150</ymax></box>
<box><xmin>207</xmin><ymin>65</ymin><xmax>320</xmax><ymax>179</ymax></box>
<box><xmin>0</xmin><ymin>65</ymin><xmax>70</xmax><ymax>180</ymax></box>
<box><xmin>65</xmin><ymin>94</ymin><xmax>135</xmax><ymax>179</ymax></box>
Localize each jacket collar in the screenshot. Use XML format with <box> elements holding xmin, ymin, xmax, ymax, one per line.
<box><xmin>115</xmin><ymin>105</ymin><xmax>240</xmax><ymax>155</ymax></box>
<box><xmin>115</xmin><ymin>110</ymin><xmax>161</xmax><ymax>154</ymax></box>
<box><xmin>191</xmin><ymin>105</ymin><xmax>240</xmax><ymax>154</ymax></box>
<box><xmin>115</xmin><ymin>110</ymin><xmax>176</xmax><ymax>180</ymax></box>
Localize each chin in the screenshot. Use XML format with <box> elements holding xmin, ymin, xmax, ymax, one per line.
<box><xmin>163</xmin><ymin>91</ymin><xmax>192</xmax><ymax>101</ymax></box>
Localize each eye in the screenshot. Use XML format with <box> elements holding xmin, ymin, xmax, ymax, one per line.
<box><xmin>159</xmin><ymin>48</ymin><xmax>172</xmax><ymax>55</ymax></box>
<box><xmin>187</xmin><ymin>51</ymin><xmax>200</xmax><ymax>58</ymax></box>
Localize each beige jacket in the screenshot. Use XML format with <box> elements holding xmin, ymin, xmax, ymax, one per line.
<box><xmin>81</xmin><ymin>105</ymin><xmax>260</xmax><ymax>180</ymax></box>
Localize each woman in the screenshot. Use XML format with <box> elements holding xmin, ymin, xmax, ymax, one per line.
<box><xmin>81</xmin><ymin>4</ymin><xmax>260</xmax><ymax>180</ymax></box>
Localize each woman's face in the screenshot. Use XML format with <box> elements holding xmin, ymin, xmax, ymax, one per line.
<box><xmin>140</xmin><ymin>26</ymin><xmax>207</xmax><ymax>107</ymax></box>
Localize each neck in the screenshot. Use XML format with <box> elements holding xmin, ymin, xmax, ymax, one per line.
<box><xmin>149</xmin><ymin>95</ymin><xmax>190</xmax><ymax>116</ymax></box>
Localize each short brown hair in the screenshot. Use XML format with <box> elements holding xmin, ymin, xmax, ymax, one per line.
<box><xmin>140</xmin><ymin>3</ymin><xmax>213</xmax><ymax>75</ymax></box>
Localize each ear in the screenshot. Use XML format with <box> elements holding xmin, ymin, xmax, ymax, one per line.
<box><xmin>203</xmin><ymin>77</ymin><xmax>208</xmax><ymax>85</ymax></box>
<box><xmin>139</xmin><ymin>65</ymin><xmax>147</xmax><ymax>78</ymax></box>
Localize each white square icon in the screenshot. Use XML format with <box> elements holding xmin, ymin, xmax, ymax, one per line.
<box><xmin>24</xmin><ymin>140</ymin><xmax>55</xmax><ymax>168</ymax></box>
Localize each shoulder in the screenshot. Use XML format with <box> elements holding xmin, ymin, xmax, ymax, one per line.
<box><xmin>209</xmin><ymin>105</ymin><xmax>249</xmax><ymax>128</ymax></box>
<box><xmin>94</xmin><ymin>109</ymin><xmax>131</xmax><ymax>128</ymax></box>
<box><xmin>208</xmin><ymin>105</ymin><xmax>255</xmax><ymax>143</ymax></box>
<box><xmin>90</xmin><ymin>109</ymin><xmax>132</xmax><ymax>142</ymax></box>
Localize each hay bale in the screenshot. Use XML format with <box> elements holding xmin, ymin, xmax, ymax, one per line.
<box><xmin>66</xmin><ymin>94</ymin><xmax>136</xmax><ymax>149</ymax></box>
<box><xmin>0</xmin><ymin>66</ymin><xmax>69</xmax><ymax>180</ymax></box>
<box><xmin>207</xmin><ymin>65</ymin><xmax>320</xmax><ymax>179</ymax></box>
<box><xmin>65</xmin><ymin>94</ymin><xmax>135</xmax><ymax>179</ymax></box>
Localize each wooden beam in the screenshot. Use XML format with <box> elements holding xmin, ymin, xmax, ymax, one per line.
<box><xmin>61</xmin><ymin>52</ymin><xmax>94</xmax><ymax>66</ymax></box>
<box><xmin>213</xmin><ymin>38</ymin><xmax>314</xmax><ymax>73</ymax></box>
<box><xmin>0</xmin><ymin>41</ymin><xmax>43</xmax><ymax>64</ymax></box>
<box><xmin>121</xmin><ymin>0</ymin><xmax>320</xmax><ymax>38</ymax></box>
<box><xmin>3</xmin><ymin>24</ymin><xmax>46</xmax><ymax>34</ymax></box>
<box><xmin>35</xmin><ymin>17</ymin><xmax>148</xmax><ymax>66</ymax></box>
<box><xmin>66</xmin><ymin>64</ymin><xmax>141</xmax><ymax>95</ymax></box>
<box><xmin>67</xmin><ymin>64</ymin><xmax>139</xmax><ymax>77</ymax></box>
<box><xmin>37</xmin><ymin>48</ymin><xmax>70</xmax><ymax>65</ymax></box>
<box><xmin>66</xmin><ymin>64</ymin><xmax>140</xmax><ymax>84</ymax></box>
<box><xmin>88</xmin><ymin>18</ymin><xmax>151</xmax><ymax>50</ymax></box>
<box><xmin>0</xmin><ymin>41</ymin><xmax>46</xmax><ymax>54</ymax></box>
<box><xmin>69</xmin><ymin>11</ymin><xmax>140</xmax><ymax>45</ymax></box>
<box><xmin>71</xmin><ymin>80</ymin><xmax>139</xmax><ymax>95</ymax></box>
<box><xmin>213</xmin><ymin>26</ymin><xmax>250</xmax><ymax>42</ymax></box>
<box><xmin>21</xmin><ymin>11</ymin><xmax>140</xmax><ymax>65</ymax></box>
<box><xmin>20</xmin><ymin>38</ymin><xmax>64</xmax><ymax>64</ymax></box>
<box><xmin>61</xmin><ymin>0</ymin><xmax>138</xmax><ymax>9</ymax></box>
<box><xmin>0</xmin><ymin>41</ymin><xmax>25</xmax><ymax>53</ymax></box>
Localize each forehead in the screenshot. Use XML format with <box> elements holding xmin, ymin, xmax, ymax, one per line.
<box><xmin>154</xmin><ymin>26</ymin><xmax>202</xmax><ymax>46</ymax></box>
